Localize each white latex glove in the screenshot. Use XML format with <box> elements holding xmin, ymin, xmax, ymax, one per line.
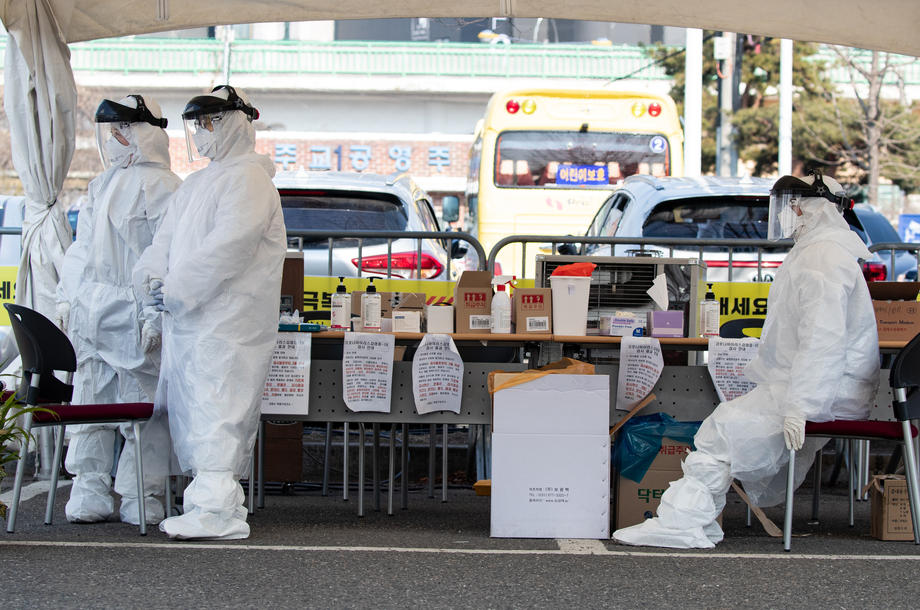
<box><xmin>783</xmin><ymin>414</ymin><xmax>806</xmax><ymax>451</ymax></box>
<box><xmin>54</xmin><ymin>302</ymin><xmax>71</xmax><ymax>333</ymax></box>
<box><xmin>140</xmin><ymin>319</ymin><xmax>161</xmax><ymax>353</ymax></box>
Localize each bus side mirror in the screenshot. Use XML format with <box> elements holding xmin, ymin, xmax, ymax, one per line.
<box><xmin>442</xmin><ymin>196</ymin><xmax>460</xmax><ymax>223</ymax></box>
<box><xmin>450</xmin><ymin>239</ymin><xmax>468</xmax><ymax>259</ymax></box>
<box><xmin>557</xmin><ymin>242</ymin><xmax>578</xmax><ymax>255</ymax></box>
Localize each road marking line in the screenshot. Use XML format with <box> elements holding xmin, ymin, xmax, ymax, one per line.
<box><xmin>1</xmin><ymin>539</ymin><xmax>919</xmax><ymax>561</ymax></box>
<box><xmin>556</xmin><ymin>539</ymin><xmax>608</xmax><ymax>554</ymax></box>
<box><xmin>0</xmin><ymin>479</ymin><xmax>71</xmax><ymax>505</ymax></box>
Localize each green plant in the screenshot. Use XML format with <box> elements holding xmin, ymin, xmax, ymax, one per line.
<box><xmin>0</xmin><ymin>385</ymin><xmax>54</xmax><ymax>520</ymax></box>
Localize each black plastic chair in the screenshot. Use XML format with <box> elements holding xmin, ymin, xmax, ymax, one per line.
<box><xmin>783</xmin><ymin>331</ymin><xmax>920</xmax><ymax>550</ymax></box>
<box><xmin>4</xmin><ymin>303</ymin><xmax>154</xmax><ymax>535</ymax></box>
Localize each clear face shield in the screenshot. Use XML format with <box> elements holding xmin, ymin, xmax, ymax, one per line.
<box><xmin>767</xmin><ymin>190</ymin><xmax>802</xmax><ymax>241</ymax></box>
<box><xmin>95</xmin><ymin>122</ymin><xmax>135</xmax><ymax>169</ymax></box>
<box><xmin>183</xmin><ymin>112</ymin><xmax>224</xmax><ymax>162</ymax></box>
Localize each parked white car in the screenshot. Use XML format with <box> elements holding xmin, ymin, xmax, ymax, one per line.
<box><xmin>274</xmin><ymin>170</ymin><xmax>466</xmax><ymax>280</ymax></box>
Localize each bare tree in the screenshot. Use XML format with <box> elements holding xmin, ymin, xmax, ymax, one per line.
<box><xmin>796</xmin><ymin>47</ymin><xmax>920</xmax><ymax>213</ymax></box>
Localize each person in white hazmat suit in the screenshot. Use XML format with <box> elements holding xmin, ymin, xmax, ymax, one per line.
<box><xmin>56</xmin><ymin>95</ymin><xmax>181</xmax><ymax>524</ymax></box>
<box><xmin>613</xmin><ymin>171</ymin><xmax>880</xmax><ymax>549</ymax></box>
<box><xmin>133</xmin><ymin>85</ymin><xmax>286</xmax><ymax>540</ymax></box>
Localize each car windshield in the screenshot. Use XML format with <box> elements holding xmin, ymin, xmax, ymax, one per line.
<box><xmin>281</xmin><ymin>189</ymin><xmax>408</xmax><ymax>248</ymax></box>
<box><xmin>855</xmin><ymin>209</ymin><xmax>901</xmax><ymax>245</ymax></box>
<box><xmin>494</xmin><ymin>131</ymin><xmax>670</xmax><ymax>188</ymax></box>
<box><xmin>641</xmin><ymin>196</ymin><xmax>778</xmax><ymax>252</ymax></box>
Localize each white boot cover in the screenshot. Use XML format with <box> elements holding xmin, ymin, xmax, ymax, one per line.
<box><xmin>613</xmin><ymin>451</ymin><xmax>731</xmax><ymax>549</ymax></box>
<box><xmin>65</xmin><ymin>425</ymin><xmax>117</xmax><ymax>523</ymax></box>
<box><xmin>159</xmin><ymin>471</ymin><xmax>249</xmax><ymax>540</ymax></box>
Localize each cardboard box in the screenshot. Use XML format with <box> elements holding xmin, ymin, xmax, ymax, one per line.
<box><xmin>868</xmin><ymin>282</ymin><xmax>920</xmax><ymax>341</ymax></box>
<box><xmin>869</xmin><ymin>474</ymin><xmax>916</xmax><ymax>540</ymax></box>
<box><xmin>255</xmin><ymin>422</ymin><xmax>304</xmax><ymax>483</ymax></box>
<box><xmin>280</xmin><ymin>251</ymin><xmax>304</xmax><ymax>315</ymax></box>
<box><xmin>615</xmin><ymin>439</ymin><xmax>690</xmax><ymax>530</ymax></box>
<box><xmin>454</xmin><ymin>271</ymin><xmax>493</xmax><ymax>334</ymax></box>
<box><xmin>600</xmin><ymin>311</ymin><xmax>646</xmax><ymax>337</ymax></box>
<box><xmin>392</xmin><ymin>311</ymin><xmax>421</xmax><ymax>332</ymax></box>
<box><xmin>491</xmin><ymin>374</ymin><xmax>610</xmax><ymax>539</ymax></box>
<box><xmin>513</xmin><ymin>288</ymin><xmax>552</xmax><ymax>334</ymax></box>
<box><xmin>646</xmin><ymin>310</ymin><xmax>684</xmax><ymax>338</ymax></box>
<box><xmin>427</xmin><ymin>304</ymin><xmax>454</xmax><ymax>333</ymax></box>
<box><xmin>350</xmin><ymin>291</ymin><xmax>426</xmax><ymax>332</ymax></box>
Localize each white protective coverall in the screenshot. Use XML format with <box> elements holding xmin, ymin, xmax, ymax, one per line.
<box><xmin>58</xmin><ymin>99</ymin><xmax>180</xmax><ymax>524</ymax></box>
<box><xmin>133</xmin><ymin>107</ymin><xmax>286</xmax><ymax>540</ymax></box>
<box><xmin>613</xmin><ymin>196</ymin><xmax>880</xmax><ymax>548</ymax></box>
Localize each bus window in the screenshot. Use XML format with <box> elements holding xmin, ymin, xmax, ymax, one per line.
<box><xmin>493</xmin><ymin>131</ymin><xmax>670</xmax><ymax>189</ymax></box>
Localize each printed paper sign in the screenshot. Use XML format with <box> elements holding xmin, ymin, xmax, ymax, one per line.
<box><xmin>343</xmin><ymin>332</ymin><xmax>395</xmax><ymax>412</ymax></box>
<box><xmin>412</xmin><ymin>334</ymin><xmax>464</xmax><ymax>414</ymax></box>
<box><xmin>707</xmin><ymin>337</ymin><xmax>759</xmax><ymax>402</ymax></box>
<box><xmin>261</xmin><ymin>333</ymin><xmax>311</xmax><ymax>416</ymax></box>
<box><xmin>616</xmin><ymin>336</ymin><xmax>664</xmax><ymax>411</ymax></box>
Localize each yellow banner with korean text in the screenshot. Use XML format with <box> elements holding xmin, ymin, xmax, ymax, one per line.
<box><xmin>299</xmin><ymin>276</ymin><xmax>538</xmax><ymax>313</ymax></box>
<box><xmin>0</xmin><ymin>266</ymin><xmax>15</xmax><ymax>325</ymax></box>
<box><xmin>710</xmin><ymin>282</ymin><xmax>771</xmax><ymax>339</ymax></box>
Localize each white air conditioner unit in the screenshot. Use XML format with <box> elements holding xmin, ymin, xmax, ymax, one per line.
<box><xmin>535</xmin><ymin>254</ymin><xmax>707</xmax><ymax>336</ymax></box>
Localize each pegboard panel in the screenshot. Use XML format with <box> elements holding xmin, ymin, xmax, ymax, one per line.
<box><xmin>268</xmin><ymin>360</ymin><xmax>897</xmax><ymax>426</ymax></box>
<box><xmin>597</xmin><ymin>365</ymin><xmax>898</xmax><ymax>423</ymax></box>
<box><xmin>288</xmin><ymin>360</ymin><xmax>527</xmax><ymax>424</ymax></box>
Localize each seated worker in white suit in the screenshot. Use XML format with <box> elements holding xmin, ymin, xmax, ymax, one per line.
<box><xmin>613</xmin><ymin>171</ymin><xmax>880</xmax><ymax>549</ymax></box>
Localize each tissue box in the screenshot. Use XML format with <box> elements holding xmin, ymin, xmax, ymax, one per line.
<box><xmin>646</xmin><ymin>310</ymin><xmax>684</xmax><ymax>338</ymax></box>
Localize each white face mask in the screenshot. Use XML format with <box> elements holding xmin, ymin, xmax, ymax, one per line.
<box><xmin>104</xmin><ymin>136</ymin><xmax>135</xmax><ymax>168</ymax></box>
<box><xmin>193</xmin><ymin>128</ymin><xmax>217</xmax><ymax>159</ymax></box>
<box><xmin>791</xmin><ymin>211</ymin><xmax>808</xmax><ymax>241</ymax></box>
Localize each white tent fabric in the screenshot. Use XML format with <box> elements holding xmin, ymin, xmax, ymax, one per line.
<box><xmin>1</xmin><ymin>0</ymin><xmax>919</xmax><ymax>57</ymax></box>
<box><xmin>3</xmin><ymin>0</ymin><xmax>75</xmax><ymax>320</ymax></box>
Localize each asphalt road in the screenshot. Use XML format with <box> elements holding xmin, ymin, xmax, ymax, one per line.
<box><xmin>1</xmin><ymin>477</ymin><xmax>919</xmax><ymax>608</ymax></box>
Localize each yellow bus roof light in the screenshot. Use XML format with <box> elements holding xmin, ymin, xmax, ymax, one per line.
<box><xmin>630</xmin><ymin>102</ymin><xmax>646</xmax><ymax>118</ymax></box>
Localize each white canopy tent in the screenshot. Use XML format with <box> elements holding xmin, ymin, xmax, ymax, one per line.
<box><xmin>3</xmin><ymin>1</ymin><xmax>920</xmax><ymax>56</ymax></box>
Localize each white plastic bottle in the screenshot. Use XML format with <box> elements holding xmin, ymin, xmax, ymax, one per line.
<box><xmin>330</xmin><ymin>276</ymin><xmax>350</xmax><ymax>330</ymax></box>
<box><xmin>361</xmin><ymin>277</ymin><xmax>382</xmax><ymax>332</ymax></box>
<box><xmin>700</xmin><ymin>283</ymin><xmax>720</xmax><ymax>337</ymax></box>
<box><xmin>490</xmin><ymin>281</ymin><xmax>512</xmax><ymax>334</ymax></box>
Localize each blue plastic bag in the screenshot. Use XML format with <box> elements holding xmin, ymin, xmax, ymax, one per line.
<box><xmin>613</xmin><ymin>413</ymin><xmax>702</xmax><ymax>483</ymax></box>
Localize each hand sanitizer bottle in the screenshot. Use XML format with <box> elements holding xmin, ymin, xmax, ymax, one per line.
<box><xmin>361</xmin><ymin>277</ymin><xmax>382</xmax><ymax>332</ymax></box>
<box><xmin>331</xmin><ymin>276</ymin><xmax>350</xmax><ymax>330</ymax></box>
<box><xmin>700</xmin><ymin>283</ymin><xmax>720</xmax><ymax>337</ymax></box>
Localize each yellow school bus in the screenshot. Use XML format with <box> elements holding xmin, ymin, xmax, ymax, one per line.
<box><xmin>466</xmin><ymin>88</ymin><xmax>684</xmax><ymax>276</ymax></box>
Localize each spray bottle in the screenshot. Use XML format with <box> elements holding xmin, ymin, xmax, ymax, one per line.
<box><xmin>330</xmin><ymin>276</ymin><xmax>350</xmax><ymax>330</ymax></box>
<box><xmin>700</xmin><ymin>283</ymin><xmax>720</xmax><ymax>337</ymax></box>
<box><xmin>361</xmin><ymin>277</ymin><xmax>382</xmax><ymax>332</ymax></box>
<box><xmin>490</xmin><ymin>275</ymin><xmax>513</xmax><ymax>334</ymax></box>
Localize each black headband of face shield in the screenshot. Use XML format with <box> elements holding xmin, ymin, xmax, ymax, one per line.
<box><xmin>771</xmin><ymin>170</ymin><xmax>847</xmax><ymax>208</ymax></box>
<box><xmin>95</xmin><ymin>95</ymin><xmax>168</xmax><ymax>128</ymax></box>
<box><xmin>181</xmin><ymin>85</ymin><xmax>260</xmax><ymax>122</ymax></box>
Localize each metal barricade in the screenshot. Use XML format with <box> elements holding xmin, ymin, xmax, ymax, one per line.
<box><xmin>868</xmin><ymin>242</ymin><xmax>920</xmax><ymax>281</ymax></box>
<box><xmin>487</xmin><ymin>235</ymin><xmax>793</xmax><ymax>281</ymax></box>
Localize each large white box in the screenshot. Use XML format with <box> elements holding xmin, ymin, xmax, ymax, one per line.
<box><xmin>491</xmin><ymin>374</ymin><xmax>610</xmax><ymax>539</ymax></box>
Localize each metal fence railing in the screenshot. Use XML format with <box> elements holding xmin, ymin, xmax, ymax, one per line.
<box><xmin>487</xmin><ymin>235</ymin><xmax>795</xmax><ymax>281</ymax></box>
<box><xmin>868</xmin><ymin>242</ymin><xmax>920</xmax><ymax>280</ymax></box>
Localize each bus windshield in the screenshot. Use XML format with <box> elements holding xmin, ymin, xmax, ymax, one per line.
<box><xmin>494</xmin><ymin>131</ymin><xmax>670</xmax><ymax>188</ymax></box>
